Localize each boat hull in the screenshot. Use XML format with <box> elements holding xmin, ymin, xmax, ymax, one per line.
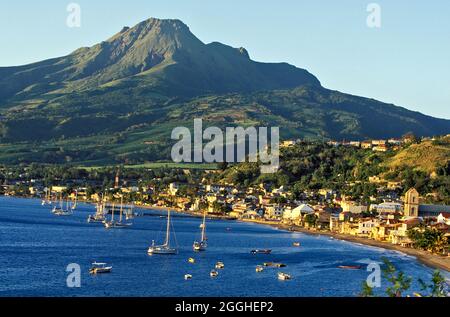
<box><xmin>148</xmin><ymin>246</ymin><xmax>177</xmax><ymax>255</ymax></box>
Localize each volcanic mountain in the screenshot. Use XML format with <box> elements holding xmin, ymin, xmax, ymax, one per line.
<box><xmin>0</xmin><ymin>18</ymin><xmax>448</xmax><ymax>164</ymax></box>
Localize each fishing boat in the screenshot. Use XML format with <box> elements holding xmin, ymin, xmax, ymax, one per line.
<box><xmin>184</xmin><ymin>274</ymin><xmax>192</xmax><ymax>280</ymax></box>
<box><xmin>338</xmin><ymin>265</ymin><xmax>362</xmax><ymax>270</ymax></box>
<box><xmin>256</xmin><ymin>265</ymin><xmax>264</xmax><ymax>273</ymax></box>
<box><xmin>210</xmin><ymin>270</ymin><xmax>218</xmax><ymax>278</ymax></box>
<box><xmin>278</xmin><ymin>272</ymin><xmax>291</xmax><ymax>280</ymax></box>
<box><xmin>147</xmin><ymin>210</ymin><xmax>178</xmax><ymax>255</ymax></box>
<box><xmin>251</xmin><ymin>249</ymin><xmax>272</xmax><ymax>254</ymax></box>
<box><xmin>215</xmin><ymin>261</ymin><xmax>225</xmax><ymax>269</ymax></box>
<box><xmin>89</xmin><ymin>262</ymin><xmax>112</xmax><ymax>274</ymax></box>
<box><xmin>193</xmin><ymin>209</ymin><xmax>208</xmax><ymax>252</ymax></box>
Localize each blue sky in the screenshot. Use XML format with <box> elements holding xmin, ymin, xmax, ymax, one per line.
<box><xmin>1</xmin><ymin>0</ymin><xmax>449</xmax><ymax>119</ymax></box>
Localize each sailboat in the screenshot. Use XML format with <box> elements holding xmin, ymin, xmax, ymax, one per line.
<box><xmin>148</xmin><ymin>210</ymin><xmax>177</xmax><ymax>255</ymax></box>
<box><xmin>71</xmin><ymin>190</ymin><xmax>78</xmax><ymax>210</ymax></box>
<box><xmin>104</xmin><ymin>196</ymin><xmax>132</xmax><ymax>229</ymax></box>
<box><xmin>193</xmin><ymin>210</ymin><xmax>207</xmax><ymax>251</ymax></box>
<box><xmin>52</xmin><ymin>193</ymin><xmax>73</xmax><ymax>216</ymax></box>
<box><xmin>88</xmin><ymin>196</ymin><xmax>106</xmax><ymax>223</ymax></box>
<box><xmin>42</xmin><ymin>188</ymin><xmax>52</xmax><ymax>206</ymax></box>
<box><xmin>125</xmin><ymin>204</ymin><xmax>135</xmax><ymax>220</ymax></box>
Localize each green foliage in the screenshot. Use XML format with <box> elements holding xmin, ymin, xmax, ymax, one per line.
<box><xmin>418</xmin><ymin>270</ymin><xmax>448</xmax><ymax>297</ymax></box>
<box><xmin>381</xmin><ymin>258</ymin><xmax>412</xmax><ymax>297</ymax></box>
<box><xmin>407</xmin><ymin>228</ymin><xmax>448</xmax><ymax>254</ymax></box>
<box><xmin>360</xmin><ymin>281</ymin><xmax>375</xmax><ymax>297</ymax></box>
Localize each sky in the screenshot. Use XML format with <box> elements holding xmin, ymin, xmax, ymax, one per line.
<box><xmin>0</xmin><ymin>0</ymin><xmax>449</xmax><ymax>119</ymax></box>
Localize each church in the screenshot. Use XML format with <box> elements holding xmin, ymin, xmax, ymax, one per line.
<box><xmin>403</xmin><ymin>188</ymin><xmax>450</xmax><ymax>218</ymax></box>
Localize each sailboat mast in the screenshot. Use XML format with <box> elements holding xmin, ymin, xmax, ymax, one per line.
<box><xmin>119</xmin><ymin>196</ymin><xmax>123</xmax><ymax>222</ymax></box>
<box><xmin>165</xmin><ymin>210</ymin><xmax>171</xmax><ymax>246</ymax></box>
<box><xmin>111</xmin><ymin>203</ymin><xmax>115</xmax><ymax>222</ymax></box>
<box><xmin>201</xmin><ymin>210</ymin><xmax>206</xmax><ymax>241</ymax></box>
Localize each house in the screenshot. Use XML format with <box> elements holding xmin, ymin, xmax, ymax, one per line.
<box><xmin>291</xmin><ymin>204</ymin><xmax>315</xmax><ymax>220</ymax></box>
<box><xmin>357</xmin><ymin>218</ymin><xmax>379</xmax><ymax>237</ymax></box>
<box><xmin>340</xmin><ymin>200</ymin><xmax>367</xmax><ymax>214</ymax></box>
<box><xmin>280</xmin><ymin>140</ymin><xmax>297</xmax><ymax>148</ymax></box>
<box><xmin>373</xmin><ymin>144</ymin><xmax>388</xmax><ymax>152</ymax></box>
<box><xmin>389</xmin><ymin>218</ymin><xmax>421</xmax><ymax>246</ymax></box>
<box><xmin>361</xmin><ymin>141</ymin><xmax>373</xmax><ymax>149</ymax></box>
<box><xmin>265</xmin><ymin>205</ymin><xmax>284</xmax><ymax>219</ymax></box>
<box><xmin>372</xmin><ymin>140</ymin><xmax>387</xmax><ymax>146</ymax></box>
<box><xmin>371</xmin><ymin>202</ymin><xmax>402</xmax><ymax>214</ymax></box>
<box><xmin>437</xmin><ymin>213</ymin><xmax>450</xmax><ymax>226</ymax></box>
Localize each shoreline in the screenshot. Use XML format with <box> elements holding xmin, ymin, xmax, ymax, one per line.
<box><xmin>240</xmin><ymin>219</ymin><xmax>450</xmax><ymax>273</ymax></box>
<box><xmin>136</xmin><ymin>203</ymin><xmax>450</xmax><ymax>273</ymax></box>
<box><xmin>3</xmin><ymin>196</ymin><xmax>449</xmax><ymax>272</ymax></box>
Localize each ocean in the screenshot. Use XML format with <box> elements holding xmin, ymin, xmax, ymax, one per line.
<box><xmin>0</xmin><ymin>196</ymin><xmax>446</xmax><ymax>297</ymax></box>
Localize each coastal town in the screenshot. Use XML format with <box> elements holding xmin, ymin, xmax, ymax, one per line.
<box><xmin>1</xmin><ymin>135</ymin><xmax>449</xmax><ymax>271</ymax></box>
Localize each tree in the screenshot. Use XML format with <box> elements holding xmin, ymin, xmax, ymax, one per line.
<box><xmin>304</xmin><ymin>214</ymin><xmax>318</xmax><ymax>228</ymax></box>
<box><xmin>418</xmin><ymin>270</ymin><xmax>448</xmax><ymax>297</ymax></box>
<box><xmin>382</xmin><ymin>258</ymin><xmax>412</xmax><ymax>297</ymax></box>
<box><xmin>360</xmin><ymin>281</ymin><xmax>374</xmax><ymax>297</ymax></box>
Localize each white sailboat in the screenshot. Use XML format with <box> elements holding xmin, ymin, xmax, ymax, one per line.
<box><xmin>104</xmin><ymin>196</ymin><xmax>132</xmax><ymax>229</ymax></box>
<box><xmin>71</xmin><ymin>190</ymin><xmax>78</xmax><ymax>210</ymax></box>
<box><xmin>88</xmin><ymin>196</ymin><xmax>106</xmax><ymax>223</ymax></box>
<box><xmin>52</xmin><ymin>193</ymin><xmax>73</xmax><ymax>216</ymax></box>
<box><xmin>193</xmin><ymin>210</ymin><xmax>207</xmax><ymax>251</ymax></box>
<box><xmin>148</xmin><ymin>210</ymin><xmax>177</xmax><ymax>255</ymax></box>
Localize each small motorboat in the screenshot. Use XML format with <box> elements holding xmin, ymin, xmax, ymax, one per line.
<box><xmin>184</xmin><ymin>274</ymin><xmax>193</xmax><ymax>280</ymax></box>
<box><xmin>251</xmin><ymin>249</ymin><xmax>272</xmax><ymax>254</ymax></box>
<box><xmin>89</xmin><ymin>262</ymin><xmax>112</xmax><ymax>274</ymax></box>
<box><xmin>188</xmin><ymin>258</ymin><xmax>195</xmax><ymax>264</ymax></box>
<box><xmin>215</xmin><ymin>262</ymin><xmax>225</xmax><ymax>269</ymax></box>
<box><xmin>210</xmin><ymin>270</ymin><xmax>219</xmax><ymax>278</ymax></box>
<box><xmin>338</xmin><ymin>265</ymin><xmax>362</xmax><ymax>270</ymax></box>
<box><xmin>292</xmin><ymin>242</ymin><xmax>301</xmax><ymax>247</ymax></box>
<box><xmin>256</xmin><ymin>265</ymin><xmax>264</xmax><ymax>273</ymax></box>
<box><xmin>278</xmin><ymin>272</ymin><xmax>291</xmax><ymax>280</ymax></box>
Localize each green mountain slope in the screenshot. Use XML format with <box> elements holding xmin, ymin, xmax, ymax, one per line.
<box><xmin>0</xmin><ymin>17</ymin><xmax>449</xmax><ymax>165</ymax></box>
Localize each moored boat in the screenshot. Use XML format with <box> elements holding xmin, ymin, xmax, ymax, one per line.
<box><xmin>193</xmin><ymin>209</ymin><xmax>208</xmax><ymax>252</ymax></box>
<box><xmin>256</xmin><ymin>265</ymin><xmax>264</xmax><ymax>273</ymax></box>
<box><xmin>292</xmin><ymin>242</ymin><xmax>301</xmax><ymax>247</ymax></box>
<box><xmin>89</xmin><ymin>262</ymin><xmax>112</xmax><ymax>274</ymax></box>
<box><xmin>184</xmin><ymin>274</ymin><xmax>192</xmax><ymax>280</ymax></box>
<box><xmin>188</xmin><ymin>258</ymin><xmax>195</xmax><ymax>264</ymax></box>
<box><xmin>210</xmin><ymin>270</ymin><xmax>218</xmax><ymax>278</ymax></box>
<box><xmin>338</xmin><ymin>265</ymin><xmax>362</xmax><ymax>270</ymax></box>
<box><xmin>278</xmin><ymin>272</ymin><xmax>291</xmax><ymax>280</ymax></box>
<box><xmin>215</xmin><ymin>261</ymin><xmax>224</xmax><ymax>269</ymax></box>
<box><xmin>148</xmin><ymin>209</ymin><xmax>178</xmax><ymax>255</ymax></box>
<box><xmin>251</xmin><ymin>249</ymin><xmax>272</xmax><ymax>254</ymax></box>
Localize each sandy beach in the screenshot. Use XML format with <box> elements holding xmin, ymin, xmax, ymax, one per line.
<box><xmin>240</xmin><ymin>219</ymin><xmax>450</xmax><ymax>273</ymax></box>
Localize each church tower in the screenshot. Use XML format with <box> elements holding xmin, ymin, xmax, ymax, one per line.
<box><xmin>404</xmin><ymin>188</ymin><xmax>419</xmax><ymax>217</ymax></box>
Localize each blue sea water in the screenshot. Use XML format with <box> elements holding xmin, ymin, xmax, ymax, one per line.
<box><xmin>0</xmin><ymin>197</ymin><xmax>447</xmax><ymax>297</ymax></box>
